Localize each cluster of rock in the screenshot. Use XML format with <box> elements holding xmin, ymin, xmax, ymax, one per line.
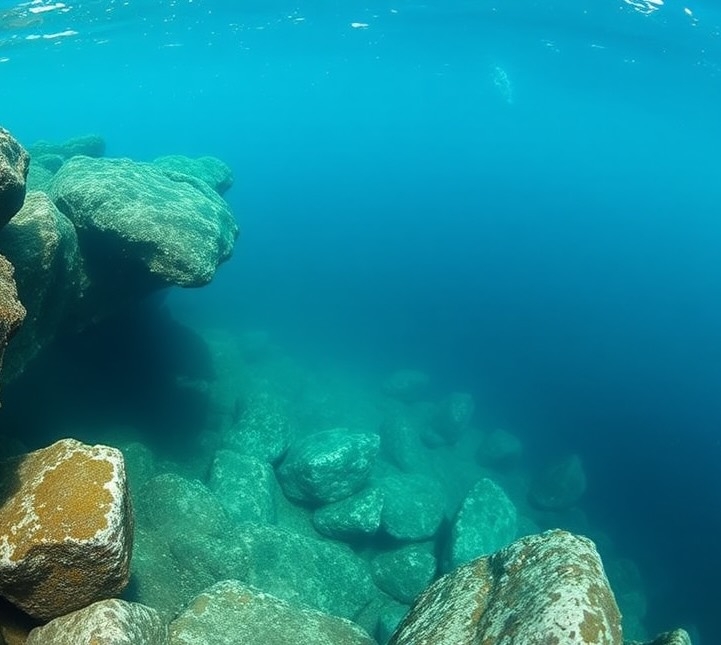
<box><xmin>0</xmin><ymin>129</ymin><xmax>694</xmax><ymax>644</ymax></box>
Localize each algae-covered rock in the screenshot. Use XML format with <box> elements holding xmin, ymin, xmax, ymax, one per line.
<box><xmin>529</xmin><ymin>453</ymin><xmax>587</xmax><ymax>511</ymax></box>
<box><xmin>169</xmin><ymin>580</ymin><xmax>375</xmax><ymax>645</ymax></box>
<box><xmin>425</xmin><ymin>392</ymin><xmax>475</xmax><ymax>446</ymax></box>
<box><xmin>25</xmin><ymin>599</ymin><xmax>168</xmax><ymax>645</ymax></box>
<box><xmin>48</xmin><ymin>155</ymin><xmax>238</xmax><ymax>288</ymax></box>
<box><xmin>28</xmin><ymin>134</ymin><xmax>106</xmax><ymax>160</ymax></box>
<box><xmin>447</xmin><ymin>477</ymin><xmax>517</xmax><ymax>570</ymax></box>
<box><xmin>0</xmin><ymin>255</ymin><xmax>25</xmax><ymax>382</ymax></box>
<box><xmin>0</xmin><ymin>127</ymin><xmax>30</xmax><ymax>229</ymax></box>
<box><xmin>0</xmin><ymin>439</ymin><xmax>133</xmax><ymax>621</ymax></box>
<box><xmin>371</xmin><ymin>545</ymin><xmax>437</xmax><ymax>605</ymax></box>
<box><xmin>379</xmin><ymin>474</ymin><xmax>445</xmax><ymax>541</ymax></box>
<box><xmin>313</xmin><ymin>487</ymin><xmax>384</xmax><ymax>541</ymax></box>
<box><xmin>389</xmin><ymin>530</ymin><xmax>622</xmax><ymax>645</ymax></box>
<box><xmin>476</xmin><ymin>427</ymin><xmax>523</xmax><ymax>469</ymax></box>
<box><xmin>278</xmin><ymin>429</ymin><xmax>380</xmax><ymax>505</ymax></box>
<box><xmin>627</xmin><ymin>629</ymin><xmax>692</xmax><ymax>645</ymax></box>
<box><xmin>208</xmin><ymin>450</ymin><xmax>277</xmax><ymax>524</ymax></box>
<box><xmin>0</xmin><ymin>191</ymin><xmax>85</xmax><ymax>380</ymax></box>
<box><xmin>154</xmin><ymin>154</ymin><xmax>233</xmax><ymax>195</ymax></box>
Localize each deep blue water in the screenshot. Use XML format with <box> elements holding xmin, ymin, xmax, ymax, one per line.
<box><xmin>2</xmin><ymin>0</ymin><xmax>721</xmax><ymax>641</ymax></box>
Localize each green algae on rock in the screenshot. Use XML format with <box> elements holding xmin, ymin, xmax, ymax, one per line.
<box><xmin>48</xmin><ymin>155</ymin><xmax>238</xmax><ymax>289</ymax></box>
<box><xmin>0</xmin><ymin>128</ymin><xmax>29</xmax><ymax>230</ymax></box>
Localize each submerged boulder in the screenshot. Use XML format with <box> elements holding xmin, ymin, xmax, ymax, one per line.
<box><xmin>389</xmin><ymin>530</ymin><xmax>622</xmax><ymax>645</ymax></box>
<box><xmin>154</xmin><ymin>154</ymin><xmax>233</xmax><ymax>195</ymax></box>
<box><xmin>379</xmin><ymin>474</ymin><xmax>446</xmax><ymax>541</ymax></box>
<box><xmin>169</xmin><ymin>580</ymin><xmax>375</xmax><ymax>645</ymax></box>
<box><xmin>529</xmin><ymin>453</ymin><xmax>587</xmax><ymax>511</ymax></box>
<box><xmin>0</xmin><ymin>128</ymin><xmax>30</xmax><ymax>229</ymax></box>
<box><xmin>313</xmin><ymin>487</ymin><xmax>384</xmax><ymax>541</ymax></box>
<box><xmin>48</xmin><ymin>155</ymin><xmax>238</xmax><ymax>289</ymax></box>
<box><xmin>27</xmin><ymin>134</ymin><xmax>106</xmax><ymax>160</ymax></box>
<box><xmin>0</xmin><ymin>256</ymin><xmax>25</xmax><ymax>383</ymax></box>
<box><xmin>25</xmin><ymin>599</ymin><xmax>167</xmax><ymax>645</ymax></box>
<box><xmin>0</xmin><ymin>439</ymin><xmax>133</xmax><ymax>621</ymax></box>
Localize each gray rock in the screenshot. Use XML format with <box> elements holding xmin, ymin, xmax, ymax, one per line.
<box><xmin>382</xmin><ymin>369</ymin><xmax>430</xmax><ymax>402</ymax></box>
<box><xmin>154</xmin><ymin>154</ymin><xmax>233</xmax><ymax>195</ymax></box>
<box><xmin>278</xmin><ymin>429</ymin><xmax>380</xmax><ymax>505</ymax></box>
<box><xmin>48</xmin><ymin>155</ymin><xmax>238</xmax><ymax>288</ymax></box>
<box><xmin>209</xmin><ymin>450</ymin><xmax>276</xmax><ymax>524</ymax></box>
<box><xmin>0</xmin><ymin>191</ymin><xmax>85</xmax><ymax>380</ymax></box>
<box><xmin>26</xmin><ymin>599</ymin><xmax>168</xmax><ymax>645</ymax></box>
<box><xmin>448</xmin><ymin>477</ymin><xmax>517</xmax><ymax>570</ymax></box>
<box><xmin>223</xmin><ymin>390</ymin><xmax>293</xmax><ymax>464</ymax></box>
<box><xmin>0</xmin><ymin>127</ymin><xmax>30</xmax><ymax>228</ymax></box>
<box><xmin>529</xmin><ymin>453</ymin><xmax>587</xmax><ymax>511</ymax></box>
<box><xmin>475</xmin><ymin>427</ymin><xmax>523</xmax><ymax>469</ymax></box>
<box><xmin>28</xmin><ymin>134</ymin><xmax>106</xmax><ymax>159</ymax></box>
<box><xmin>169</xmin><ymin>580</ymin><xmax>375</xmax><ymax>645</ymax></box>
<box><xmin>313</xmin><ymin>487</ymin><xmax>384</xmax><ymax>541</ymax></box>
<box><xmin>371</xmin><ymin>545</ymin><xmax>437</xmax><ymax>604</ymax></box>
<box><xmin>389</xmin><ymin>530</ymin><xmax>622</xmax><ymax>645</ymax></box>
<box><xmin>237</xmin><ymin>523</ymin><xmax>377</xmax><ymax>620</ymax></box>
<box><xmin>379</xmin><ymin>474</ymin><xmax>445</xmax><ymax>541</ymax></box>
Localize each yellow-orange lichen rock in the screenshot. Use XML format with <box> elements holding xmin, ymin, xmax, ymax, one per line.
<box><xmin>0</xmin><ymin>438</ymin><xmax>133</xmax><ymax>620</ymax></box>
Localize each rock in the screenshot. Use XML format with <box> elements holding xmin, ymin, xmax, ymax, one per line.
<box><xmin>378</xmin><ymin>408</ymin><xmax>431</xmax><ymax>474</ymax></box>
<box><xmin>208</xmin><ymin>450</ymin><xmax>276</xmax><ymax>524</ymax></box>
<box><xmin>425</xmin><ymin>392</ymin><xmax>475</xmax><ymax>446</ymax></box>
<box><xmin>0</xmin><ymin>191</ymin><xmax>85</xmax><ymax>380</ymax></box>
<box><xmin>447</xmin><ymin>477</ymin><xmax>517</xmax><ymax>570</ymax></box>
<box><xmin>389</xmin><ymin>530</ymin><xmax>622</xmax><ymax>645</ymax></box>
<box><xmin>627</xmin><ymin>630</ymin><xmax>692</xmax><ymax>645</ymax></box>
<box><xmin>278</xmin><ymin>429</ymin><xmax>380</xmax><ymax>505</ymax></box>
<box><xmin>529</xmin><ymin>453</ymin><xmax>587</xmax><ymax>511</ymax></box>
<box><xmin>0</xmin><ymin>255</ymin><xmax>25</xmax><ymax>385</ymax></box>
<box><xmin>382</xmin><ymin>369</ymin><xmax>430</xmax><ymax>403</ymax></box>
<box><xmin>376</xmin><ymin>601</ymin><xmax>410</xmax><ymax>645</ymax></box>
<box><xmin>48</xmin><ymin>155</ymin><xmax>238</xmax><ymax>289</ymax></box>
<box><xmin>135</xmin><ymin>473</ymin><xmax>231</xmax><ymax>539</ymax></box>
<box><xmin>28</xmin><ymin>134</ymin><xmax>106</xmax><ymax>160</ymax></box>
<box><xmin>223</xmin><ymin>390</ymin><xmax>294</xmax><ymax>464</ymax></box>
<box><xmin>0</xmin><ymin>438</ymin><xmax>133</xmax><ymax>621</ymax></box>
<box><xmin>25</xmin><ymin>599</ymin><xmax>167</xmax><ymax>645</ymax></box>
<box><xmin>237</xmin><ymin>523</ymin><xmax>377</xmax><ymax>620</ymax></box>
<box><xmin>371</xmin><ymin>545</ymin><xmax>437</xmax><ymax>605</ymax></box>
<box><xmin>169</xmin><ymin>580</ymin><xmax>375</xmax><ymax>645</ymax></box>
<box><xmin>312</xmin><ymin>487</ymin><xmax>384</xmax><ymax>541</ymax></box>
<box><xmin>379</xmin><ymin>474</ymin><xmax>445</xmax><ymax>541</ymax></box>
<box><xmin>475</xmin><ymin>427</ymin><xmax>523</xmax><ymax>469</ymax></box>
<box><xmin>0</xmin><ymin>597</ymin><xmax>36</xmax><ymax>645</ymax></box>
<box><xmin>154</xmin><ymin>155</ymin><xmax>233</xmax><ymax>195</ymax></box>
<box><xmin>0</xmin><ymin>128</ymin><xmax>30</xmax><ymax>229</ymax></box>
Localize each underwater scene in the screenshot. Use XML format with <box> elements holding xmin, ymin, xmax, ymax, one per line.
<box><xmin>0</xmin><ymin>0</ymin><xmax>720</xmax><ymax>643</ymax></box>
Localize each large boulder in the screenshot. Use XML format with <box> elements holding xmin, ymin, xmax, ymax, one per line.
<box><xmin>370</xmin><ymin>544</ymin><xmax>437</xmax><ymax>605</ymax></box>
<box><xmin>312</xmin><ymin>487</ymin><xmax>384</xmax><ymax>542</ymax></box>
<box><xmin>379</xmin><ymin>474</ymin><xmax>446</xmax><ymax>541</ymax></box>
<box><xmin>529</xmin><ymin>453</ymin><xmax>587</xmax><ymax>511</ymax></box>
<box><xmin>447</xmin><ymin>477</ymin><xmax>518</xmax><ymax>570</ymax></box>
<box><xmin>169</xmin><ymin>580</ymin><xmax>375</xmax><ymax>645</ymax></box>
<box><xmin>0</xmin><ymin>128</ymin><xmax>30</xmax><ymax>229</ymax></box>
<box><xmin>28</xmin><ymin>134</ymin><xmax>106</xmax><ymax>160</ymax></box>
<box><xmin>278</xmin><ymin>429</ymin><xmax>380</xmax><ymax>505</ymax></box>
<box><xmin>0</xmin><ymin>191</ymin><xmax>85</xmax><ymax>380</ymax></box>
<box><xmin>389</xmin><ymin>530</ymin><xmax>623</xmax><ymax>645</ymax></box>
<box><xmin>0</xmin><ymin>439</ymin><xmax>133</xmax><ymax>621</ymax></box>
<box><xmin>153</xmin><ymin>155</ymin><xmax>233</xmax><ymax>195</ymax></box>
<box><xmin>25</xmin><ymin>599</ymin><xmax>167</xmax><ymax>645</ymax></box>
<box><xmin>48</xmin><ymin>155</ymin><xmax>238</xmax><ymax>289</ymax></box>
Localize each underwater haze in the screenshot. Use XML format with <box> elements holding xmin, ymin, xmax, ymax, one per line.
<box><xmin>2</xmin><ymin>0</ymin><xmax>721</xmax><ymax>641</ymax></box>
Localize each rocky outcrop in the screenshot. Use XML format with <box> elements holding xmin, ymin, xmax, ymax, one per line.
<box><xmin>628</xmin><ymin>630</ymin><xmax>692</xmax><ymax>645</ymax></box>
<box><xmin>278</xmin><ymin>429</ymin><xmax>380</xmax><ymax>505</ymax></box>
<box><xmin>0</xmin><ymin>128</ymin><xmax>30</xmax><ymax>229</ymax></box>
<box><xmin>379</xmin><ymin>474</ymin><xmax>445</xmax><ymax>541</ymax></box>
<box><xmin>0</xmin><ymin>256</ymin><xmax>25</xmax><ymax>382</ymax></box>
<box><xmin>48</xmin><ymin>155</ymin><xmax>238</xmax><ymax>290</ymax></box>
<box><xmin>169</xmin><ymin>580</ymin><xmax>375</xmax><ymax>645</ymax></box>
<box><xmin>0</xmin><ymin>439</ymin><xmax>133</xmax><ymax>621</ymax></box>
<box><xmin>25</xmin><ymin>599</ymin><xmax>167</xmax><ymax>645</ymax></box>
<box><xmin>389</xmin><ymin>530</ymin><xmax>622</xmax><ymax>645</ymax></box>
<box><xmin>153</xmin><ymin>155</ymin><xmax>233</xmax><ymax>195</ymax></box>
<box><xmin>371</xmin><ymin>544</ymin><xmax>437</xmax><ymax>605</ymax></box>
<box><xmin>312</xmin><ymin>487</ymin><xmax>384</xmax><ymax>541</ymax></box>
<box><xmin>28</xmin><ymin>134</ymin><xmax>106</xmax><ymax>160</ymax></box>
<box><xmin>0</xmin><ymin>191</ymin><xmax>85</xmax><ymax>381</ymax></box>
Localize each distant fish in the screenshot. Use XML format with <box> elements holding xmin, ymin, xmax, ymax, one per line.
<box><xmin>0</xmin><ymin>8</ymin><xmax>44</xmax><ymax>31</ymax></box>
<box><xmin>492</xmin><ymin>65</ymin><xmax>514</xmax><ymax>105</ymax></box>
<box><xmin>351</xmin><ymin>22</ymin><xmax>369</xmax><ymax>29</ymax></box>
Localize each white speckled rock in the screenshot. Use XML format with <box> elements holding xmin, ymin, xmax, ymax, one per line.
<box><xmin>389</xmin><ymin>530</ymin><xmax>622</xmax><ymax>645</ymax></box>
<box><xmin>628</xmin><ymin>629</ymin><xmax>692</xmax><ymax>645</ymax></box>
<box><xmin>169</xmin><ymin>580</ymin><xmax>375</xmax><ymax>645</ymax></box>
<box><xmin>25</xmin><ymin>599</ymin><xmax>167</xmax><ymax>645</ymax></box>
<box><xmin>0</xmin><ymin>438</ymin><xmax>133</xmax><ymax>620</ymax></box>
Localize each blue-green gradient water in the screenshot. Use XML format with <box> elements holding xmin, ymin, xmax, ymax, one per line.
<box><xmin>2</xmin><ymin>0</ymin><xmax>720</xmax><ymax>641</ymax></box>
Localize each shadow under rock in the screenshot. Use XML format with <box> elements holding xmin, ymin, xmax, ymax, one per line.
<box><xmin>0</xmin><ymin>296</ymin><xmax>216</xmax><ymax>460</ymax></box>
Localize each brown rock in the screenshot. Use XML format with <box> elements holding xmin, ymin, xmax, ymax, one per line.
<box><xmin>25</xmin><ymin>599</ymin><xmax>167</xmax><ymax>645</ymax></box>
<box><xmin>0</xmin><ymin>438</ymin><xmax>133</xmax><ymax>621</ymax></box>
<box><xmin>0</xmin><ymin>255</ymin><xmax>26</xmax><ymax>386</ymax></box>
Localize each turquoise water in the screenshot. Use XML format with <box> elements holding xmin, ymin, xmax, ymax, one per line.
<box><xmin>2</xmin><ymin>0</ymin><xmax>720</xmax><ymax>641</ymax></box>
